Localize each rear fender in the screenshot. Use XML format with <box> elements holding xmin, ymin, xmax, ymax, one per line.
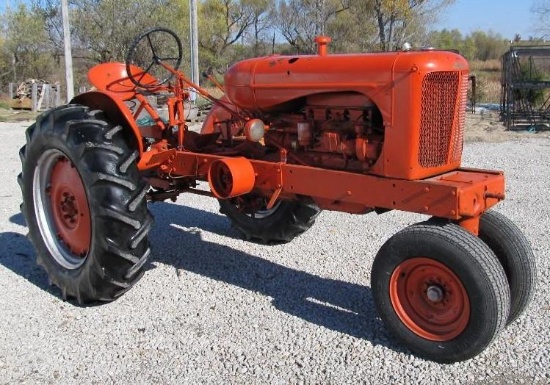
<box><xmin>71</xmin><ymin>91</ymin><xmax>144</xmax><ymax>155</ymax></box>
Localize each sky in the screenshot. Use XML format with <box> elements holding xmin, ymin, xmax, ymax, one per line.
<box><xmin>0</xmin><ymin>0</ymin><xmax>539</xmax><ymax>41</ymax></box>
<box><xmin>434</xmin><ymin>0</ymin><xmax>537</xmax><ymax>40</ymax></box>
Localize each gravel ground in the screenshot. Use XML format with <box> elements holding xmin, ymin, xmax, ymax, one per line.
<box><xmin>0</xmin><ymin>120</ymin><xmax>549</xmax><ymax>384</ymax></box>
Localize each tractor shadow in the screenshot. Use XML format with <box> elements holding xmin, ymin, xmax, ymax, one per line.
<box><xmin>148</xmin><ymin>202</ymin><xmax>399</xmax><ymax>352</ymax></box>
<box><xmin>9</xmin><ymin>212</ymin><xmax>26</xmax><ymax>227</ymax></box>
<box><xmin>0</xmin><ymin>231</ymin><xmax>60</xmax><ymax>297</ymax></box>
<box><xmin>1</xmin><ymin>202</ymin><xmax>401</xmax><ymax>353</ymax></box>
<box><xmin>1</xmin><ymin>214</ymin><xmax>68</xmax><ymax>299</ymax></box>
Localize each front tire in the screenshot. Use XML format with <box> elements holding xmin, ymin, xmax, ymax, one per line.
<box><xmin>479</xmin><ymin>210</ymin><xmax>536</xmax><ymax>325</ymax></box>
<box><xmin>371</xmin><ymin>221</ymin><xmax>510</xmax><ymax>363</ymax></box>
<box><xmin>18</xmin><ymin>105</ymin><xmax>152</xmax><ymax>303</ymax></box>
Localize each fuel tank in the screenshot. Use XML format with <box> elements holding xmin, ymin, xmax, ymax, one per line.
<box><xmin>223</xmin><ymin>46</ymin><xmax>468</xmax><ymax>113</ymax></box>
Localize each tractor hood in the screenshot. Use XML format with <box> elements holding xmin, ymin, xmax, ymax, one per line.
<box><xmin>224</xmin><ymin>49</ymin><xmax>469</xmax><ymax>113</ymax></box>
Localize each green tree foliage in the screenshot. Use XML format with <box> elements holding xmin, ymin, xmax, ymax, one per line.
<box><xmin>470</xmin><ymin>31</ymin><xmax>509</xmax><ymax>61</ymax></box>
<box><xmin>0</xmin><ymin>0</ymin><xmax>532</xmax><ymax>93</ymax></box>
<box><xmin>0</xmin><ymin>4</ymin><xmax>56</xmax><ymax>85</ymax></box>
<box><xmin>27</xmin><ymin>0</ymin><xmax>191</xmax><ymax>88</ymax></box>
<box><xmin>426</xmin><ymin>28</ymin><xmax>462</xmax><ymax>50</ymax></box>
<box><xmin>426</xmin><ymin>29</ymin><xmax>509</xmax><ymax>61</ymax></box>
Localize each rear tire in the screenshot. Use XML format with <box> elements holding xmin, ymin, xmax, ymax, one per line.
<box><xmin>371</xmin><ymin>221</ymin><xmax>510</xmax><ymax>363</ymax></box>
<box><xmin>479</xmin><ymin>210</ymin><xmax>536</xmax><ymax>325</ymax></box>
<box><xmin>18</xmin><ymin>105</ymin><xmax>152</xmax><ymax>303</ymax></box>
<box><xmin>219</xmin><ymin>195</ymin><xmax>320</xmax><ymax>243</ymax></box>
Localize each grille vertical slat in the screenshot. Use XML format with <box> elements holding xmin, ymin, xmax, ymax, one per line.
<box><xmin>419</xmin><ymin>71</ymin><xmax>463</xmax><ymax>168</ymax></box>
<box><xmin>450</xmin><ymin>74</ymin><xmax>469</xmax><ymax>163</ymax></box>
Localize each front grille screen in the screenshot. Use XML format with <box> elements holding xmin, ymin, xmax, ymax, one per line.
<box><xmin>419</xmin><ymin>71</ymin><xmax>462</xmax><ymax>168</ymax></box>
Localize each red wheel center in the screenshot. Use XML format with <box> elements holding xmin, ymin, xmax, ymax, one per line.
<box><xmin>59</xmin><ymin>191</ymin><xmax>79</xmax><ymax>227</ymax></box>
<box><xmin>49</xmin><ymin>157</ymin><xmax>91</xmax><ymax>257</ymax></box>
<box><xmin>390</xmin><ymin>257</ymin><xmax>470</xmax><ymax>341</ymax></box>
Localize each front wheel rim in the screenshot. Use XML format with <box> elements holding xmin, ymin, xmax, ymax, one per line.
<box><xmin>389</xmin><ymin>257</ymin><xmax>470</xmax><ymax>341</ymax></box>
<box><xmin>33</xmin><ymin>150</ymin><xmax>91</xmax><ymax>270</ymax></box>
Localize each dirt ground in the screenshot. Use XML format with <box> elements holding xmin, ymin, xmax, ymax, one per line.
<box><xmin>464</xmin><ymin>110</ymin><xmax>550</xmax><ymax>142</ymax></box>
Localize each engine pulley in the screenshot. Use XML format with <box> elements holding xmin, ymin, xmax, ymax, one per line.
<box><xmin>208</xmin><ymin>157</ymin><xmax>256</xmax><ymax>199</ymax></box>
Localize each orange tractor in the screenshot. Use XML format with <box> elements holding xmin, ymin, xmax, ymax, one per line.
<box><xmin>18</xmin><ymin>28</ymin><xmax>535</xmax><ymax>363</ymax></box>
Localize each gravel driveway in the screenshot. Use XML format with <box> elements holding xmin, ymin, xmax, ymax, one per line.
<box><xmin>0</xmin><ymin>121</ymin><xmax>548</xmax><ymax>384</ymax></box>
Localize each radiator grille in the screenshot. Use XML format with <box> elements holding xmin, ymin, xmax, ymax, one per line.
<box><xmin>450</xmin><ymin>73</ymin><xmax>469</xmax><ymax>163</ymax></box>
<box><xmin>419</xmin><ymin>71</ymin><xmax>463</xmax><ymax>168</ymax></box>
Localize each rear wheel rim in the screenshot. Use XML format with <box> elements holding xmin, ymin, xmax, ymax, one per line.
<box><xmin>389</xmin><ymin>257</ymin><xmax>470</xmax><ymax>341</ymax></box>
<box><xmin>33</xmin><ymin>150</ymin><xmax>91</xmax><ymax>269</ymax></box>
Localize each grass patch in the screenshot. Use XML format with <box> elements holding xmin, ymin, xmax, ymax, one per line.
<box><xmin>470</xmin><ymin>59</ymin><xmax>501</xmax><ymax>72</ymax></box>
<box><xmin>469</xmin><ymin>60</ymin><xmax>502</xmax><ymax>103</ymax></box>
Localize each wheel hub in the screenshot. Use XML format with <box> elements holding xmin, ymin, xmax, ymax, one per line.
<box><xmin>59</xmin><ymin>192</ymin><xmax>79</xmax><ymax>226</ymax></box>
<box><xmin>48</xmin><ymin>156</ymin><xmax>91</xmax><ymax>257</ymax></box>
<box><xmin>426</xmin><ymin>285</ymin><xmax>444</xmax><ymax>303</ymax></box>
<box><xmin>390</xmin><ymin>257</ymin><xmax>470</xmax><ymax>341</ymax></box>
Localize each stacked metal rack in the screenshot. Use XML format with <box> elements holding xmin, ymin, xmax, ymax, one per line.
<box><xmin>501</xmin><ymin>45</ymin><xmax>550</xmax><ymax>130</ymax></box>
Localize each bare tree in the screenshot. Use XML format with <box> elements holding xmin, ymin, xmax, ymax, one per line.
<box><xmin>70</xmin><ymin>0</ymin><xmax>187</xmax><ymax>63</ymax></box>
<box><xmin>274</xmin><ymin>0</ymin><xmax>350</xmax><ymax>53</ymax></box>
<box><xmin>34</xmin><ymin>0</ymin><xmax>189</xmax><ymax>64</ymax></box>
<box><xmin>532</xmin><ymin>0</ymin><xmax>550</xmax><ymax>38</ymax></box>
<box><xmin>242</xmin><ymin>0</ymin><xmax>274</xmax><ymax>56</ymax></box>
<box><xmin>198</xmin><ymin>0</ymin><xmax>257</xmax><ymax>71</ymax></box>
<box><xmin>364</xmin><ymin>0</ymin><xmax>456</xmax><ymax>51</ymax></box>
<box><xmin>272</xmin><ymin>0</ymin><xmax>454</xmax><ymax>53</ymax></box>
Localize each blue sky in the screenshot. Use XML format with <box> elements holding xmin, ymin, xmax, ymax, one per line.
<box><xmin>0</xmin><ymin>0</ymin><xmax>538</xmax><ymax>40</ymax></box>
<box><xmin>434</xmin><ymin>0</ymin><xmax>536</xmax><ymax>40</ymax></box>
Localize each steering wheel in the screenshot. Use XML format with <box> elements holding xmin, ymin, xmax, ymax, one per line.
<box><xmin>125</xmin><ymin>27</ymin><xmax>183</xmax><ymax>88</ymax></box>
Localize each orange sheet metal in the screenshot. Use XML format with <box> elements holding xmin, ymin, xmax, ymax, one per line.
<box><xmin>279</xmin><ymin>164</ymin><xmax>504</xmax><ymax>219</ymax></box>
<box><xmin>167</xmin><ymin>151</ymin><xmax>504</xmax><ymax>220</ymax></box>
